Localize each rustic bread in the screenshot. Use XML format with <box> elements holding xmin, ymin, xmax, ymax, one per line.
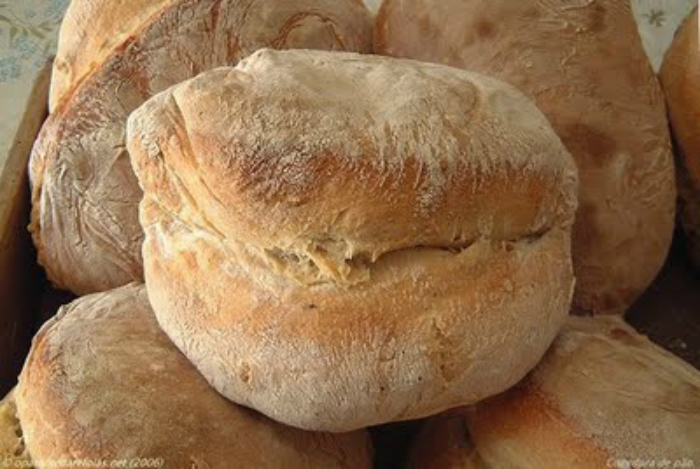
<box><xmin>661</xmin><ymin>10</ymin><xmax>700</xmax><ymax>266</ymax></box>
<box><xmin>0</xmin><ymin>390</ymin><xmax>31</xmax><ymax>468</ymax></box>
<box><xmin>49</xmin><ymin>0</ymin><xmax>173</xmax><ymax>112</ymax></box>
<box><xmin>408</xmin><ymin>316</ymin><xmax>700</xmax><ymax>468</ymax></box>
<box><xmin>128</xmin><ymin>49</ymin><xmax>578</xmax><ymax>432</ymax></box>
<box><xmin>375</xmin><ymin>0</ymin><xmax>676</xmax><ymax>314</ymax></box>
<box><xmin>15</xmin><ymin>283</ymin><xmax>372</xmax><ymax>467</ymax></box>
<box><xmin>29</xmin><ymin>0</ymin><xmax>372</xmax><ymax>295</ymax></box>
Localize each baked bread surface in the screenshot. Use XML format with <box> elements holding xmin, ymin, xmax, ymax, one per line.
<box><xmin>30</xmin><ymin>0</ymin><xmax>372</xmax><ymax>295</ymax></box>
<box><xmin>15</xmin><ymin>283</ymin><xmax>372</xmax><ymax>467</ymax></box>
<box><xmin>128</xmin><ymin>49</ymin><xmax>578</xmax><ymax>431</ymax></box>
<box><xmin>407</xmin><ymin>316</ymin><xmax>700</xmax><ymax>468</ymax></box>
<box><xmin>375</xmin><ymin>0</ymin><xmax>676</xmax><ymax>314</ymax></box>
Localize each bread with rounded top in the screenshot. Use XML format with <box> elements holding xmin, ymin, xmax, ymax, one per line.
<box><xmin>375</xmin><ymin>0</ymin><xmax>676</xmax><ymax>314</ymax></box>
<box><xmin>15</xmin><ymin>283</ymin><xmax>372</xmax><ymax>467</ymax></box>
<box><xmin>407</xmin><ymin>316</ymin><xmax>700</xmax><ymax>468</ymax></box>
<box><xmin>128</xmin><ymin>49</ymin><xmax>578</xmax><ymax>432</ymax></box>
<box><xmin>30</xmin><ymin>0</ymin><xmax>372</xmax><ymax>295</ymax></box>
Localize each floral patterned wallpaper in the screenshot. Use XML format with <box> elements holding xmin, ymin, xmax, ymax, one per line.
<box><xmin>632</xmin><ymin>0</ymin><xmax>697</xmax><ymax>70</ymax></box>
<box><xmin>0</xmin><ymin>0</ymin><xmax>68</xmax><ymax>82</ymax></box>
<box><xmin>0</xmin><ymin>0</ymin><xmax>68</xmax><ymax>170</ymax></box>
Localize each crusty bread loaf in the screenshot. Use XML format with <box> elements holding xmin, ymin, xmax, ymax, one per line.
<box><xmin>49</xmin><ymin>0</ymin><xmax>173</xmax><ymax>112</ymax></box>
<box><xmin>0</xmin><ymin>390</ymin><xmax>31</xmax><ymax>468</ymax></box>
<box><xmin>375</xmin><ymin>0</ymin><xmax>676</xmax><ymax>314</ymax></box>
<box><xmin>29</xmin><ymin>0</ymin><xmax>372</xmax><ymax>295</ymax></box>
<box><xmin>15</xmin><ymin>283</ymin><xmax>372</xmax><ymax>467</ymax></box>
<box><xmin>128</xmin><ymin>49</ymin><xmax>578</xmax><ymax>432</ymax></box>
<box><xmin>661</xmin><ymin>10</ymin><xmax>700</xmax><ymax>266</ymax></box>
<box><xmin>408</xmin><ymin>316</ymin><xmax>700</xmax><ymax>468</ymax></box>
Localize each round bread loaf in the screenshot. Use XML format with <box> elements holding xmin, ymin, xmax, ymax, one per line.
<box><xmin>127</xmin><ymin>49</ymin><xmax>578</xmax><ymax>431</ymax></box>
<box><xmin>0</xmin><ymin>390</ymin><xmax>31</xmax><ymax>468</ymax></box>
<box><xmin>15</xmin><ymin>283</ymin><xmax>372</xmax><ymax>467</ymax></box>
<box><xmin>375</xmin><ymin>0</ymin><xmax>676</xmax><ymax>315</ymax></box>
<box><xmin>661</xmin><ymin>10</ymin><xmax>700</xmax><ymax>266</ymax></box>
<box><xmin>29</xmin><ymin>0</ymin><xmax>372</xmax><ymax>295</ymax></box>
<box><xmin>407</xmin><ymin>316</ymin><xmax>700</xmax><ymax>468</ymax></box>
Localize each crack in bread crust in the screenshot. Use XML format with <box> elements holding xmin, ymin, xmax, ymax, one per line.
<box><xmin>144</xmin><ymin>193</ymin><xmax>552</xmax><ymax>287</ymax></box>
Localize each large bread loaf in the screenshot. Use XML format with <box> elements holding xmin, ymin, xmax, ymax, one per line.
<box><xmin>15</xmin><ymin>283</ymin><xmax>372</xmax><ymax>467</ymax></box>
<box><xmin>128</xmin><ymin>49</ymin><xmax>578</xmax><ymax>432</ymax></box>
<box><xmin>30</xmin><ymin>0</ymin><xmax>372</xmax><ymax>295</ymax></box>
<box><xmin>375</xmin><ymin>0</ymin><xmax>676</xmax><ymax>314</ymax></box>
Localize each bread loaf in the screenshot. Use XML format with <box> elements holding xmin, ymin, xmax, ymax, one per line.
<box><xmin>375</xmin><ymin>0</ymin><xmax>676</xmax><ymax>314</ymax></box>
<box><xmin>128</xmin><ymin>49</ymin><xmax>578</xmax><ymax>432</ymax></box>
<box><xmin>15</xmin><ymin>283</ymin><xmax>372</xmax><ymax>467</ymax></box>
<box><xmin>29</xmin><ymin>0</ymin><xmax>372</xmax><ymax>295</ymax></box>
<box><xmin>661</xmin><ymin>10</ymin><xmax>700</xmax><ymax>265</ymax></box>
<box><xmin>0</xmin><ymin>390</ymin><xmax>31</xmax><ymax>468</ymax></box>
<box><xmin>408</xmin><ymin>316</ymin><xmax>700</xmax><ymax>468</ymax></box>
<box><xmin>49</xmin><ymin>0</ymin><xmax>173</xmax><ymax>113</ymax></box>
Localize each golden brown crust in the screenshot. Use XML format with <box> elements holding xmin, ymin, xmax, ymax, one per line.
<box><xmin>30</xmin><ymin>0</ymin><xmax>372</xmax><ymax>295</ymax></box>
<box><xmin>375</xmin><ymin>0</ymin><xmax>676</xmax><ymax>314</ymax></box>
<box><xmin>15</xmin><ymin>284</ymin><xmax>372</xmax><ymax>467</ymax></box>
<box><xmin>0</xmin><ymin>390</ymin><xmax>32</xmax><ymax>468</ymax></box>
<box><xmin>661</xmin><ymin>10</ymin><xmax>700</xmax><ymax>265</ymax></box>
<box><xmin>49</xmin><ymin>0</ymin><xmax>175</xmax><ymax>112</ymax></box>
<box><xmin>465</xmin><ymin>385</ymin><xmax>610</xmax><ymax>469</ymax></box>
<box><xmin>408</xmin><ymin>317</ymin><xmax>700</xmax><ymax>468</ymax></box>
<box><xmin>128</xmin><ymin>50</ymin><xmax>577</xmax><ymax>431</ymax></box>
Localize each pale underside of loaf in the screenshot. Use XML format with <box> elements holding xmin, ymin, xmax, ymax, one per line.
<box><xmin>374</xmin><ymin>0</ymin><xmax>676</xmax><ymax>314</ymax></box>
<box><xmin>142</xmin><ymin>203</ymin><xmax>574</xmax><ymax>431</ymax></box>
<box><xmin>29</xmin><ymin>0</ymin><xmax>372</xmax><ymax>295</ymax></box>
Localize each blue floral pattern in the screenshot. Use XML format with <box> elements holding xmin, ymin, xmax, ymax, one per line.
<box><xmin>632</xmin><ymin>0</ymin><xmax>697</xmax><ymax>70</ymax></box>
<box><xmin>0</xmin><ymin>0</ymin><xmax>69</xmax><ymax>83</ymax></box>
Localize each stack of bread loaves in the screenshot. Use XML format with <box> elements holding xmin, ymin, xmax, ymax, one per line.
<box><xmin>6</xmin><ymin>0</ymin><xmax>699</xmax><ymax>467</ymax></box>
